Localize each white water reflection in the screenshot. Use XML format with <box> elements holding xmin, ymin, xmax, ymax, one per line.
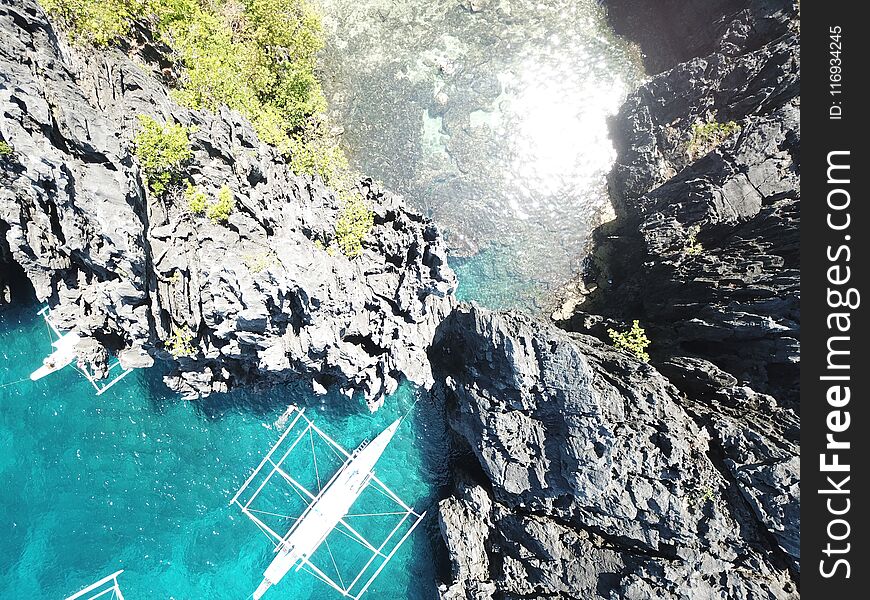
<box><xmin>319</xmin><ymin>0</ymin><xmax>644</xmax><ymax>309</ymax></box>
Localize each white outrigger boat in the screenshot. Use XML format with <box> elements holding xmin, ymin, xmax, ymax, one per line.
<box><xmin>30</xmin><ymin>306</ymin><xmax>134</xmax><ymax>395</ymax></box>
<box><xmin>232</xmin><ymin>407</ymin><xmax>425</xmax><ymax>600</ymax></box>
<box><xmin>30</xmin><ymin>328</ymin><xmax>81</xmax><ymax>381</ymax></box>
<box><xmin>64</xmin><ymin>570</ymin><xmax>125</xmax><ymax>600</ymax></box>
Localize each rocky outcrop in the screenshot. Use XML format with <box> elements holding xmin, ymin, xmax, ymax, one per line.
<box><xmin>431</xmin><ymin>305</ymin><xmax>797</xmax><ymax>599</ymax></box>
<box><xmin>551</xmin><ymin>0</ymin><xmax>801</xmax><ymax>580</ymax></box>
<box><xmin>0</xmin><ymin>0</ymin><xmax>454</xmax><ymax>406</ymax></box>
<box><xmin>604</xmin><ymin>0</ymin><xmax>797</xmax><ymax>74</ymax></box>
<box><xmin>430</xmin><ymin>0</ymin><xmax>800</xmax><ymax>596</ymax></box>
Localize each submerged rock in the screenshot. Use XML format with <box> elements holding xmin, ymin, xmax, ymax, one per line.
<box><xmin>431</xmin><ymin>305</ymin><xmax>797</xmax><ymax>599</ymax></box>
<box><xmin>433</xmin><ymin>0</ymin><xmax>800</xmax><ymax>595</ymax></box>
<box><xmin>0</xmin><ymin>0</ymin><xmax>455</xmax><ymax>406</ymax></box>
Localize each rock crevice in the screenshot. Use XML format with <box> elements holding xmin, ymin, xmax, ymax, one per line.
<box><xmin>0</xmin><ymin>0</ymin><xmax>455</xmax><ymax>406</ymax></box>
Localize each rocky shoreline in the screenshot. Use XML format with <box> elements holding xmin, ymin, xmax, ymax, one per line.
<box><xmin>434</xmin><ymin>0</ymin><xmax>800</xmax><ymax>597</ymax></box>
<box><xmin>0</xmin><ymin>0</ymin><xmax>455</xmax><ymax>408</ymax></box>
<box><xmin>1</xmin><ymin>0</ymin><xmax>800</xmax><ymax>597</ymax></box>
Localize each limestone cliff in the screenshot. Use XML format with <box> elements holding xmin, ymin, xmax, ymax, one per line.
<box><xmin>0</xmin><ymin>0</ymin><xmax>455</xmax><ymax>406</ymax></box>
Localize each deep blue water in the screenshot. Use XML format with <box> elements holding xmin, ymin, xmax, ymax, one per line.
<box><xmin>0</xmin><ymin>300</ymin><xmax>451</xmax><ymax>599</ymax></box>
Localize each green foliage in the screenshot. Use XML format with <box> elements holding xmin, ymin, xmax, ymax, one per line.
<box><xmin>42</xmin><ymin>0</ymin><xmax>345</xmax><ymax>184</ymax></box>
<box><xmin>185</xmin><ymin>183</ymin><xmax>208</xmax><ymax>214</ymax></box>
<box><xmin>287</xmin><ymin>131</ymin><xmax>348</xmax><ymax>183</ymax></box>
<box><xmin>689</xmin><ymin>485</ymin><xmax>717</xmax><ymax>509</ymax></box>
<box><xmin>133</xmin><ymin>114</ymin><xmax>193</xmax><ymax>195</ymax></box>
<box><xmin>243</xmin><ymin>251</ymin><xmax>276</xmax><ymax>273</ymax></box>
<box><xmin>685</xmin><ymin>225</ymin><xmax>703</xmax><ymax>256</ymax></box>
<box><xmin>166</xmin><ymin>324</ymin><xmax>195</xmax><ymax>358</ymax></box>
<box><xmin>335</xmin><ymin>193</ymin><xmax>374</xmax><ymax>258</ymax></box>
<box><xmin>39</xmin><ymin>0</ymin><xmax>137</xmax><ymax>46</ymax></box>
<box><xmin>0</xmin><ymin>141</ymin><xmax>12</xmax><ymax>157</ymax></box>
<box><xmin>608</xmin><ymin>320</ymin><xmax>651</xmax><ymax>362</ymax></box>
<box><xmin>207</xmin><ymin>184</ymin><xmax>235</xmax><ymax>223</ymax></box>
<box><xmin>687</xmin><ymin>119</ymin><xmax>741</xmax><ymax>160</ymax></box>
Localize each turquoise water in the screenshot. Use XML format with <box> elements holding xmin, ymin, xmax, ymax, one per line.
<box><xmin>0</xmin><ymin>301</ymin><xmax>449</xmax><ymax>599</ymax></box>
<box><xmin>450</xmin><ymin>247</ymin><xmax>539</xmax><ymax>311</ymax></box>
<box><xmin>320</xmin><ymin>0</ymin><xmax>644</xmax><ymax>307</ymax></box>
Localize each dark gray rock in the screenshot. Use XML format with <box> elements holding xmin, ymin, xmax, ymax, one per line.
<box><xmin>0</xmin><ymin>0</ymin><xmax>455</xmax><ymax>407</ymax></box>
<box><xmin>604</xmin><ymin>0</ymin><xmax>797</xmax><ymax>74</ymax></box>
<box><xmin>553</xmin><ymin>0</ymin><xmax>801</xmax><ymax>581</ymax></box>
<box><xmin>431</xmin><ymin>305</ymin><xmax>797</xmax><ymax>599</ymax></box>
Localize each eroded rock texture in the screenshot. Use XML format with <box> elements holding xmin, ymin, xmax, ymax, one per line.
<box><xmin>433</xmin><ymin>0</ymin><xmax>800</xmax><ymax>597</ymax></box>
<box><xmin>432</xmin><ymin>306</ymin><xmax>797</xmax><ymax>599</ymax></box>
<box><xmin>552</xmin><ymin>0</ymin><xmax>800</xmax><ymax>583</ymax></box>
<box><xmin>0</xmin><ymin>0</ymin><xmax>454</xmax><ymax>405</ymax></box>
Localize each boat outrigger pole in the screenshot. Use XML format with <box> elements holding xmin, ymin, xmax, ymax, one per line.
<box><xmin>31</xmin><ymin>306</ymin><xmax>135</xmax><ymax>395</ymax></box>
<box><xmin>231</xmin><ymin>407</ymin><xmax>426</xmax><ymax>600</ymax></box>
<box><xmin>64</xmin><ymin>570</ymin><xmax>125</xmax><ymax>600</ymax></box>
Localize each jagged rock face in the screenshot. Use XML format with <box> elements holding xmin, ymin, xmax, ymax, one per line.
<box><xmin>552</xmin><ymin>0</ymin><xmax>801</xmax><ymax>580</ymax></box>
<box><xmin>571</xmin><ymin>2</ymin><xmax>800</xmax><ymax>405</ymax></box>
<box><xmin>0</xmin><ymin>0</ymin><xmax>455</xmax><ymax>406</ymax></box>
<box><xmin>431</xmin><ymin>305</ymin><xmax>797</xmax><ymax>599</ymax></box>
<box><xmin>604</xmin><ymin>0</ymin><xmax>796</xmax><ymax>74</ymax></box>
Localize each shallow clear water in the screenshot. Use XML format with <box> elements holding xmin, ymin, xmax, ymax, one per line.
<box><xmin>2</xmin><ymin>2</ymin><xmax>644</xmax><ymax>596</ymax></box>
<box><xmin>319</xmin><ymin>0</ymin><xmax>644</xmax><ymax>309</ymax></box>
<box><xmin>0</xmin><ymin>302</ymin><xmax>449</xmax><ymax>599</ymax></box>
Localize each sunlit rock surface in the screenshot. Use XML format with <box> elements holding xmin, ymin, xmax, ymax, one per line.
<box><xmin>0</xmin><ymin>0</ymin><xmax>455</xmax><ymax>406</ymax></box>
<box><xmin>431</xmin><ymin>305</ymin><xmax>797</xmax><ymax>599</ymax></box>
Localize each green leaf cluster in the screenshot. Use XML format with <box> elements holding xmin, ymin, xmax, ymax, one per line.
<box><xmin>207</xmin><ymin>184</ymin><xmax>235</xmax><ymax>223</ymax></box>
<box><xmin>41</xmin><ymin>0</ymin><xmax>347</xmax><ymax>183</ymax></box>
<box><xmin>687</xmin><ymin>119</ymin><xmax>741</xmax><ymax>160</ymax></box>
<box><xmin>185</xmin><ymin>183</ymin><xmax>208</xmax><ymax>214</ymax></box>
<box><xmin>243</xmin><ymin>251</ymin><xmax>276</xmax><ymax>273</ymax></box>
<box><xmin>685</xmin><ymin>225</ymin><xmax>703</xmax><ymax>256</ymax></box>
<box><xmin>0</xmin><ymin>141</ymin><xmax>12</xmax><ymax>157</ymax></box>
<box><xmin>335</xmin><ymin>194</ymin><xmax>374</xmax><ymax>258</ymax></box>
<box><xmin>166</xmin><ymin>324</ymin><xmax>195</xmax><ymax>358</ymax></box>
<box><xmin>608</xmin><ymin>320</ymin><xmax>651</xmax><ymax>362</ymax></box>
<box><xmin>39</xmin><ymin>0</ymin><xmax>137</xmax><ymax>46</ymax></box>
<box><xmin>133</xmin><ymin>114</ymin><xmax>193</xmax><ymax>195</ymax></box>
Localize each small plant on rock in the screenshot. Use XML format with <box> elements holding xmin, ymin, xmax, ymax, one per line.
<box><xmin>166</xmin><ymin>325</ymin><xmax>195</xmax><ymax>359</ymax></box>
<box><xmin>207</xmin><ymin>184</ymin><xmax>235</xmax><ymax>223</ymax></box>
<box><xmin>608</xmin><ymin>320</ymin><xmax>651</xmax><ymax>362</ymax></box>
<box><xmin>688</xmin><ymin>484</ymin><xmax>717</xmax><ymax>509</ymax></box>
<box><xmin>243</xmin><ymin>251</ymin><xmax>276</xmax><ymax>273</ymax></box>
<box><xmin>335</xmin><ymin>193</ymin><xmax>374</xmax><ymax>258</ymax></box>
<box><xmin>185</xmin><ymin>184</ymin><xmax>208</xmax><ymax>215</ymax></box>
<box><xmin>133</xmin><ymin>114</ymin><xmax>193</xmax><ymax>196</ymax></box>
<box><xmin>687</xmin><ymin>119</ymin><xmax>741</xmax><ymax>160</ymax></box>
<box><xmin>685</xmin><ymin>225</ymin><xmax>704</xmax><ymax>256</ymax></box>
<box><xmin>0</xmin><ymin>141</ymin><xmax>12</xmax><ymax>157</ymax></box>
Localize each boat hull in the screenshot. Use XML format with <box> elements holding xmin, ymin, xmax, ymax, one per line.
<box><xmin>30</xmin><ymin>331</ymin><xmax>80</xmax><ymax>380</ymax></box>
<box><xmin>253</xmin><ymin>419</ymin><xmax>401</xmax><ymax>598</ymax></box>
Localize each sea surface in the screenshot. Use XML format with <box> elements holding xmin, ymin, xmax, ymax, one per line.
<box><xmin>1</xmin><ymin>1</ymin><xmax>643</xmax><ymax>597</ymax></box>
<box><xmin>320</xmin><ymin>0</ymin><xmax>644</xmax><ymax>309</ymax></box>
<box><xmin>0</xmin><ymin>302</ymin><xmax>450</xmax><ymax>599</ymax></box>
